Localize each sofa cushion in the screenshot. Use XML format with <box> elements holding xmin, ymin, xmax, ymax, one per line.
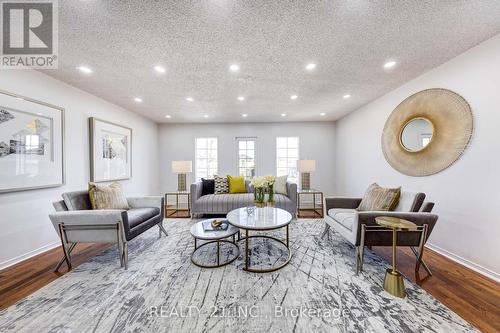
<box><xmin>358</xmin><ymin>183</ymin><xmax>400</xmax><ymax>211</ymax></box>
<box><xmin>394</xmin><ymin>191</ymin><xmax>425</xmax><ymax>212</ymax></box>
<box><xmin>88</xmin><ymin>182</ymin><xmax>129</xmax><ymax>210</ymax></box>
<box><xmin>214</xmin><ymin>175</ymin><xmax>229</xmax><ymax>194</ymax></box>
<box><xmin>201</xmin><ymin>178</ymin><xmax>215</xmax><ymax>196</ymax></box>
<box><xmin>228</xmin><ymin>175</ymin><xmax>246</xmax><ymax>193</ymax></box>
<box><xmin>273</xmin><ymin>175</ymin><xmax>288</xmax><ymax>195</ymax></box>
<box><xmin>328</xmin><ymin>208</ymin><xmax>358</xmax><ymax>231</ymax></box>
<box><xmin>126</xmin><ymin>207</ymin><xmax>160</xmax><ymax>229</ymax></box>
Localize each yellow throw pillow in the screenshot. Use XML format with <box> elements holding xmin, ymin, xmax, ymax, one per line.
<box><xmin>88</xmin><ymin>182</ymin><xmax>129</xmax><ymax>210</ymax></box>
<box><xmin>227</xmin><ymin>175</ymin><xmax>246</xmax><ymax>193</ymax></box>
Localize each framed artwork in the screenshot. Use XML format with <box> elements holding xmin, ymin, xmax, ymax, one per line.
<box><xmin>0</xmin><ymin>89</ymin><xmax>65</xmax><ymax>193</ymax></box>
<box><xmin>89</xmin><ymin>117</ymin><xmax>132</xmax><ymax>182</ymax></box>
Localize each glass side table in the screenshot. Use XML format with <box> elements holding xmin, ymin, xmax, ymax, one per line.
<box><xmin>164</xmin><ymin>192</ymin><xmax>191</xmax><ymax>218</ymax></box>
<box><xmin>297</xmin><ymin>189</ymin><xmax>324</xmax><ymax>218</ymax></box>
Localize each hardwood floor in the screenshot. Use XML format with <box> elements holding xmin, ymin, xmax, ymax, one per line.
<box><xmin>0</xmin><ymin>241</ymin><xmax>498</xmax><ymax>332</ymax></box>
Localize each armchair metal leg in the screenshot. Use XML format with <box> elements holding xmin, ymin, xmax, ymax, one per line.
<box><xmin>54</xmin><ymin>242</ymin><xmax>76</xmax><ymax>272</ymax></box>
<box><xmin>412</xmin><ymin>224</ymin><xmax>432</xmax><ymax>276</ymax></box>
<box><xmin>321</xmin><ymin>223</ymin><xmax>330</xmax><ymax>239</ymax></box>
<box><xmin>123</xmin><ymin>242</ymin><xmax>129</xmax><ymax>270</ymax></box>
<box><xmin>57</xmin><ymin>223</ymin><xmax>73</xmax><ymax>271</ymax></box>
<box><xmin>158</xmin><ymin>222</ymin><xmax>168</xmax><ymax>237</ymax></box>
<box><xmin>357</xmin><ymin>224</ymin><xmax>366</xmax><ymax>274</ymax></box>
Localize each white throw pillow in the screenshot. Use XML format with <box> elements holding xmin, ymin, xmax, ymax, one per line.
<box><xmin>273</xmin><ymin>175</ymin><xmax>288</xmax><ymax>195</ymax></box>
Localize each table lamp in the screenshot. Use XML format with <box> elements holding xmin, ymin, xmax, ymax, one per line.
<box><xmin>297</xmin><ymin>160</ymin><xmax>316</xmax><ymax>191</ymax></box>
<box><xmin>172</xmin><ymin>160</ymin><xmax>192</xmax><ymax>192</ymax></box>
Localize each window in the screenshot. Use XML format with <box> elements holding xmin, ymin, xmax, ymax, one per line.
<box><xmin>276</xmin><ymin>137</ymin><xmax>299</xmax><ymax>183</ymax></box>
<box><xmin>237</xmin><ymin>137</ymin><xmax>256</xmax><ymax>179</ymax></box>
<box><xmin>195</xmin><ymin>137</ymin><xmax>217</xmax><ymax>180</ymax></box>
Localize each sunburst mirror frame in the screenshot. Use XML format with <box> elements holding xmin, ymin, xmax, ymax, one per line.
<box><xmin>382</xmin><ymin>88</ymin><xmax>473</xmax><ymax>177</ymax></box>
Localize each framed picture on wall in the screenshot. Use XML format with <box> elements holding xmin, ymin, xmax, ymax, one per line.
<box><xmin>89</xmin><ymin>117</ymin><xmax>132</xmax><ymax>182</ymax></box>
<box><xmin>0</xmin><ymin>89</ymin><xmax>65</xmax><ymax>193</ymax></box>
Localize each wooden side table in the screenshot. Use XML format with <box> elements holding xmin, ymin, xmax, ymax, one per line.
<box><xmin>164</xmin><ymin>192</ymin><xmax>191</xmax><ymax>218</ymax></box>
<box><xmin>297</xmin><ymin>189</ymin><xmax>324</xmax><ymax>218</ymax></box>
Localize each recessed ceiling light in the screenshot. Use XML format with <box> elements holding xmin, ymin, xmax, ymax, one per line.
<box><xmin>229</xmin><ymin>64</ymin><xmax>240</xmax><ymax>72</ymax></box>
<box><xmin>305</xmin><ymin>63</ymin><xmax>317</xmax><ymax>70</ymax></box>
<box><xmin>242</xmin><ymin>114</ymin><xmax>248</xmax><ymax>117</ymax></box>
<box><xmin>237</xmin><ymin>96</ymin><xmax>245</xmax><ymax>101</ymax></box>
<box><xmin>134</xmin><ymin>97</ymin><xmax>143</xmax><ymax>103</ymax></box>
<box><xmin>290</xmin><ymin>95</ymin><xmax>298</xmax><ymax>100</ymax></box>
<box><xmin>281</xmin><ymin>113</ymin><xmax>287</xmax><ymax>117</ymax></box>
<box><xmin>165</xmin><ymin>115</ymin><xmax>171</xmax><ymax>119</ymax></box>
<box><xmin>203</xmin><ymin>114</ymin><xmax>209</xmax><ymax>118</ymax></box>
<box><xmin>186</xmin><ymin>97</ymin><xmax>194</xmax><ymax>102</ymax></box>
<box><xmin>343</xmin><ymin>94</ymin><xmax>351</xmax><ymax>99</ymax></box>
<box><xmin>383</xmin><ymin>61</ymin><xmax>397</xmax><ymax>69</ymax></box>
<box><xmin>154</xmin><ymin>65</ymin><xmax>166</xmax><ymax>73</ymax></box>
<box><xmin>320</xmin><ymin>113</ymin><xmax>326</xmax><ymax>116</ymax></box>
<box><xmin>77</xmin><ymin>66</ymin><xmax>92</xmax><ymax>74</ymax></box>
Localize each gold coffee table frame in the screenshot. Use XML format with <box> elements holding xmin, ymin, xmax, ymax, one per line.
<box><xmin>375</xmin><ymin>216</ymin><xmax>417</xmax><ymax>298</ymax></box>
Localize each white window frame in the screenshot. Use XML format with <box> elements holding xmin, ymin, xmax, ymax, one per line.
<box><xmin>236</xmin><ymin>137</ymin><xmax>257</xmax><ymax>179</ymax></box>
<box><xmin>195</xmin><ymin>137</ymin><xmax>218</xmax><ymax>180</ymax></box>
<box><xmin>276</xmin><ymin>137</ymin><xmax>300</xmax><ymax>183</ymax></box>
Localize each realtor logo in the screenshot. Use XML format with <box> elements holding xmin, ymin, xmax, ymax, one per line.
<box><xmin>1</xmin><ymin>0</ymin><xmax>58</xmax><ymax>69</ymax></box>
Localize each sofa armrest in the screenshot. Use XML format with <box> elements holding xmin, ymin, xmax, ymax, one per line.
<box><xmin>286</xmin><ymin>182</ymin><xmax>297</xmax><ymax>205</ymax></box>
<box><xmin>325</xmin><ymin>197</ymin><xmax>362</xmax><ymax>211</ymax></box>
<box><xmin>191</xmin><ymin>181</ymin><xmax>203</xmax><ymax>202</ymax></box>
<box><xmin>49</xmin><ymin>210</ymin><xmax>127</xmax><ymax>233</ymax></box>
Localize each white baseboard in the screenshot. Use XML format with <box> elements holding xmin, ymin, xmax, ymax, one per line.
<box><xmin>0</xmin><ymin>242</ymin><xmax>60</xmax><ymax>271</ymax></box>
<box><xmin>426</xmin><ymin>242</ymin><xmax>500</xmax><ymax>283</ymax></box>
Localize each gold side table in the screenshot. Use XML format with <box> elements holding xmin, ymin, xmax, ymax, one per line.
<box><xmin>375</xmin><ymin>216</ymin><xmax>417</xmax><ymax>298</ymax></box>
<box><xmin>164</xmin><ymin>192</ymin><xmax>191</xmax><ymax>218</ymax></box>
<box><xmin>297</xmin><ymin>189</ymin><xmax>324</xmax><ymax>218</ymax></box>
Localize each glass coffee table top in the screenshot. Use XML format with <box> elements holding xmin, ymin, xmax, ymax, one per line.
<box><xmin>190</xmin><ymin>219</ymin><xmax>239</xmax><ymax>240</ymax></box>
<box><xmin>226</xmin><ymin>207</ymin><xmax>292</xmax><ymax>230</ymax></box>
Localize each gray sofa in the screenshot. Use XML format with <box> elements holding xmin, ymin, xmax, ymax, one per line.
<box><xmin>190</xmin><ymin>180</ymin><xmax>297</xmax><ymax>216</ymax></box>
<box><xmin>323</xmin><ymin>190</ymin><xmax>438</xmax><ymax>276</ymax></box>
<box><xmin>49</xmin><ymin>191</ymin><xmax>166</xmax><ymax>270</ymax></box>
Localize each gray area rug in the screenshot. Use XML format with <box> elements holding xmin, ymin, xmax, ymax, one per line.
<box><xmin>0</xmin><ymin>219</ymin><xmax>477</xmax><ymax>333</ymax></box>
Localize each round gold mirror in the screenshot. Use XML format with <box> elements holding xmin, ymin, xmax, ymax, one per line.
<box><xmin>400</xmin><ymin>117</ymin><xmax>434</xmax><ymax>152</ymax></box>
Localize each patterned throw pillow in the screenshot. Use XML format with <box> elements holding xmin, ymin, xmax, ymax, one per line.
<box><xmin>273</xmin><ymin>175</ymin><xmax>288</xmax><ymax>195</ymax></box>
<box><xmin>214</xmin><ymin>175</ymin><xmax>229</xmax><ymax>194</ymax></box>
<box><xmin>88</xmin><ymin>182</ymin><xmax>129</xmax><ymax>210</ymax></box>
<box><xmin>357</xmin><ymin>183</ymin><xmax>401</xmax><ymax>211</ymax></box>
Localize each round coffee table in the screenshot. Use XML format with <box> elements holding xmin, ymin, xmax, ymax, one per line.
<box><xmin>227</xmin><ymin>207</ymin><xmax>292</xmax><ymax>273</ymax></box>
<box><xmin>190</xmin><ymin>219</ymin><xmax>240</xmax><ymax>268</ymax></box>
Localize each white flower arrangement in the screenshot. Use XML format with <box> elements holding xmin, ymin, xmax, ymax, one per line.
<box><xmin>250</xmin><ymin>175</ymin><xmax>276</xmax><ymax>188</ymax></box>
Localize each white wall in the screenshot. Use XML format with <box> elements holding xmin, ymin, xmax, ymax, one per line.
<box><xmin>0</xmin><ymin>70</ymin><xmax>160</xmax><ymax>269</ymax></box>
<box><xmin>334</xmin><ymin>34</ymin><xmax>500</xmax><ymax>281</ymax></box>
<box><xmin>158</xmin><ymin>122</ymin><xmax>336</xmax><ymax>195</ymax></box>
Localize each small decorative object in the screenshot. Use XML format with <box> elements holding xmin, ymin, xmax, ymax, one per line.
<box><xmin>0</xmin><ymin>90</ymin><xmax>64</xmax><ymax>193</ymax></box>
<box><xmin>246</xmin><ymin>206</ymin><xmax>255</xmax><ymax>216</ymax></box>
<box><xmin>202</xmin><ymin>219</ymin><xmax>228</xmax><ymax>232</ymax></box>
<box><xmin>297</xmin><ymin>160</ymin><xmax>316</xmax><ymax>190</ymax></box>
<box><xmin>172</xmin><ymin>160</ymin><xmax>192</xmax><ymax>192</ymax></box>
<box><xmin>251</xmin><ymin>175</ymin><xmax>276</xmax><ymax>207</ymax></box>
<box><xmin>382</xmin><ymin>88</ymin><xmax>473</xmax><ymax>176</ymax></box>
<box><xmin>89</xmin><ymin>117</ymin><xmax>132</xmax><ymax>182</ymax></box>
<box><xmin>211</xmin><ymin>219</ymin><xmax>223</xmax><ymax>228</ymax></box>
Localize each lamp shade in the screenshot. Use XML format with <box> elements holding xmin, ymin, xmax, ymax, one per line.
<box><xmin>172</xmin><ymin>160</ymin><xmax>192</xmax><ymax>174</ymax></box>
<box><xmin>297</xmin><ymin>160</ymin><xmax>316</xmax><ymax>172</ymax></box>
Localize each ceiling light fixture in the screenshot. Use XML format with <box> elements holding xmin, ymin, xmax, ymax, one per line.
<box><xmin>203</xmin><ymin>114</ymin><xmax>209</xmax><ymax>118</ymax></box>
<box><xmin>384</xmin><ymin>61</ymin><xmax>397</xmax><ymax>69</ymax></box>
<box><xmin>165</xmin><ymin>115</ymin><xmax>171</xmax><ymax>119</ymax></box>
<box><xmin>242</xmin><ymin>114</ymin><xmax>248</xmax><ymax>117</ymax></box>
<box><xmin>290</xmin><ymin>95</ymin><xmax>298</xmax><ymax>100</ymax></box>
<box><xmin>320</xmin><ymin>113</ymin><xmax>326</xmax><ymax>116</ymax></box>
<box><xmin>229</xmin><ymin>64</ymin><xmax>240</xmax><ymax>72</ymax></box>
<box><xmin>305</xmin><ymin>63</ymin><xmax>317</xmax><ymax>70</ymax></box>
<box><xmin>343</xmin><ymin>94</ymin><xmax>351</xmax><ymax>99</ymax></box>
<box><xmin>77</xmin><ymin>66</ymin><xmax>93</xmax><ymax>74</ymax></box>
<box><xmin>237</xmin><ymin>96</ymin><xmax>245</xmax><ymax>101</ymax></box>
<box><xmin>186</xmin><ymin>97</ymin><xmax>194</xmax><ymax>102</ymax></box>
<box><xmin>281</xmin><ymin>113</ymin><xmax>287</xmax><ymax>117</ymax></box>
<box><xmin>134</xmin><ymin>97</ymin><xmax>143</xmax><ymax>103</ymax></box>
<box><xmin>154</xmin><ymin>65</ymin><xmax>166</xmax><ymax>73</ymax></box>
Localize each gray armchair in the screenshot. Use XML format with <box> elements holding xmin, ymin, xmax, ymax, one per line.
<box><xmin>49</xmin><ymin>191</ymin><xmax>166</xmax><ymax>271</ymax></box>
<box><xmin>323</xmin><ymin>191</ymin><xmax>438</xmax><ymax>276</ymax></box>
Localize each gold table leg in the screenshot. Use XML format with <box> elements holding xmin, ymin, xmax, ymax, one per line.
<box><xmin>383</xmin><ymin>228</ymin><xmax>406</xmax><ymax>298</ymax></box>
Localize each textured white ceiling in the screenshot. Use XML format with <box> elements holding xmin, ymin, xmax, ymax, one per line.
<box><xmin>42</xmin><ymin>0</ymin><xmax>500</xmax><ymax>123</ymax></box>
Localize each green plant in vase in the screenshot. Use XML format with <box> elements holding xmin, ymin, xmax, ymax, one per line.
<box><xmin>251</xmin><ymin>175</ymin><xmax>276</xmax><ymax>207</ymax></box>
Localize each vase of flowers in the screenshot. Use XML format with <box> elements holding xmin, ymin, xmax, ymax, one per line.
<box><xmin>251</xmin><ymin>175</ymin><xmax>276</xmax><ymax>207</ymax></box>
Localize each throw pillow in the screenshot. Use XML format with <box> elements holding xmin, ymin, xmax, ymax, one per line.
<box><xmin>273</xmin><ymin>175</ymin><xmax>288</xmax><ymax>195</ymax></box>
<box><xmin>357</xmin><ymin>183</ymin><xmax>401</xmax><ymax>211</ymax></box>
<box><xmin>201</xmin><ymin>178</ymin><xmax>215</xmax><ymax>196</ymax></box>
<box><xmin>88</xmin><ymin>182</ymin><xmax>129</xmax><ymax>210</ymax></box>
<box><xmin>214</xmin><ymin>175</ymin><xmax>229</xmax><ymax>194</ymax></box>
<box><xmin>228</xmin><ymin>175</ymin><xmax>246</xmax><ymax>193</ymax></box>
